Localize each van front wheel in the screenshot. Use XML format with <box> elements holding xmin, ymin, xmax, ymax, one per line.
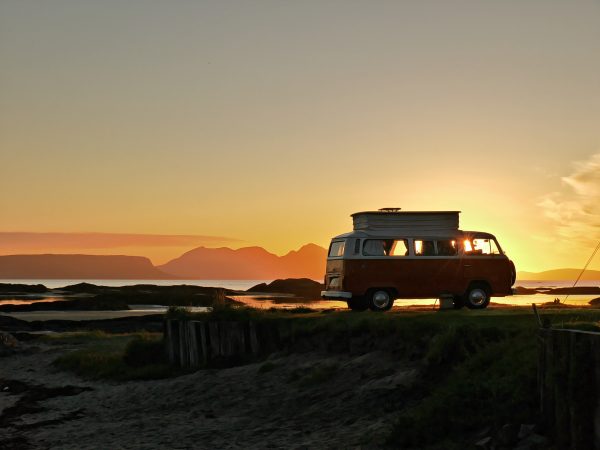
<box><xmin>367</xmin><ymin>289</ymin><xmax>394</xmax><ymax>312</ymax></box>
<box><xmin>465</xmin><ymin>284</ymin><xmax>490</xmax><ymax>309</ymax></box>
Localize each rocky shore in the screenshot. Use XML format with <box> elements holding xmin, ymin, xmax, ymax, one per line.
<box><xmin>0</xmin><ymin>283</ymin><xmax>235</xmax><ymax>313</ymax></box>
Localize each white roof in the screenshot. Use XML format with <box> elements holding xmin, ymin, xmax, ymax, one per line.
<box><xmin>350</xmin><ymin>210</ymin><xmax>460</xmax><ymax>237</ymax></box>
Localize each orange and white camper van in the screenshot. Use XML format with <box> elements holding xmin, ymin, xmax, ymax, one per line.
<box><xmin>321</xmin><ymin>209</ymin><xmax>516</xmax><ymax>311</ymax></box>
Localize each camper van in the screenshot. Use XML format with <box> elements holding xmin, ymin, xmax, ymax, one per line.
<box><xmin>321</xmin><ymin>209</ymin><xmax>516</xmax><ymax>311</ymax></box>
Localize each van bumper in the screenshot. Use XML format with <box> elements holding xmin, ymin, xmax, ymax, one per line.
<box><xmin>321</xmin><ymin>290</ymin><xmax>352</xmax><ymax>300</ymax></box>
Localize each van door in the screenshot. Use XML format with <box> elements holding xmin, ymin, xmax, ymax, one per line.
<box><xmin>461</xmin><ymin>236</ymin><xmax>511</xmax><ymax>294</ymax></box>
<box><xmin>410</xmin><ymin>238</ymin><xmax>462</xmax><ymax>297</ymax></box>
<box><xmin>434</xmin><ymin>239</ymin><xmax>463</xmax><ymax>295</ymax></box>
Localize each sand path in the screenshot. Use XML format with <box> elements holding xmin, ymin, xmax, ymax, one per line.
<box><xmin>1</xmin><ymin>340</ymin><xmax>418</xmax><ymax>449</ymax></box>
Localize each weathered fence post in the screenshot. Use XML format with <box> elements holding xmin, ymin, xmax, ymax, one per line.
<box><xmin>179</xmin><ymin>320</ymin><xmax>190</xmax><ymax>368</ymax></box>
<box><xmin>167</xmin><ymin>319</ymin><xmax>181</xmax><ymax>366</ymax></box>
<box><xmin>164</xmin><ymin>318</ymin><xmax>284</xmax><ymax>368</ymax></box>
<box><xmin>199</xmin><ymin>321</ymin><xmax>210</xmax><ymax>364</ymax></box>
<box><xmin>540</xmin><ymin>328</ymin><xmax>600</xmax><ymax>449</ymax></box>
<box><xmin>188</xmin><ymin>321</ymin><xmax>199</xmax><ymax>367</ymax></box>
<box><xmin>209</xmin><ymin>322</ymin><xmax>220</xmax><ymax>358</ymax></box>
<box><xmin>249</xmin><ymin>321</ymin><xmax>260</xmax><ymax>355</ymax></box>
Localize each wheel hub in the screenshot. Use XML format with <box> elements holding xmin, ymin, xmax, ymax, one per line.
<box><xmin>469</xmin><ymin>289</ymin><xmax>486</xmax><ymax>306</ymax></box>
<box><xmin>372</xmin><ymin>291</ymin><xmax>390</xmax><ymax>309</ymax></box>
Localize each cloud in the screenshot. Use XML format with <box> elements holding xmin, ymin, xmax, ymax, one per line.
<box><xmin>539</xmin><ymin>153</ymin><xmax>600</xmax><ymax>242</ymax></box>
<box><xmin>0</xmin><ymin>232</ymin><xmax>241</xmax><ymax>252</ymax></box>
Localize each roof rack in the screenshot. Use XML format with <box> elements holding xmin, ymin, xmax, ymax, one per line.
<box><xmin>378</xmin><ymin>207</ymin><xmax>401</xmax><ymax>212</ymax></box>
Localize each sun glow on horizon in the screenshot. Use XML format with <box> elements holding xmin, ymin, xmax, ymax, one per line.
<box><xmin>1</xmin><ymin>1</ymin><xmax>599</xmax><ymax>273</ymax></box>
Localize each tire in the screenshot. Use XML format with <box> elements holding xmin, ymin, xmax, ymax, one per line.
<box><xmin>347</xmin><ymin>296</ymin><xmax>368</xmax><ymax>312</ymax></box>
<box><xmin>464</xmin><ymin>283</ymin><xmax>491</xmax><ymax>309</ymax></box>
<box><xmin>367</xmin><ymin>289</ymin><xmax>394</xmax><ymax>312</ymax></box>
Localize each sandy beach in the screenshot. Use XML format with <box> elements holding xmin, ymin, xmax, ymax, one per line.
<box><xmin>0</xmin><ymin>337</ymin><xmax>417</xmax><ymax>449</ymax></box>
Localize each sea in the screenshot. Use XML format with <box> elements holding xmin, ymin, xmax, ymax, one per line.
<box><xmin>1</xmin><ymin>278</ymin><xmax>599</xmax><ymax>321</ymax></box>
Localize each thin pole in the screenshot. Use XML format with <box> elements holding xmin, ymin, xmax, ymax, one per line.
<box><xmin>563</xmin><ymin>240</ymin><xmax>600</xmax><ymax>303</ymax></box>
<box><xmin>532</xmin><ymin>303</ymin><xmax>542</xmax><ymax>328</ymax></box>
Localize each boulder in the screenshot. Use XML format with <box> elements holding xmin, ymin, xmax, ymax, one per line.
<box><xmin>0</xmin><ymin>331</ymin><xmax>20</xmax><ymax>356</ymax></box>
<box><xmin>247</xmin><ymin>278</ymin><xmax>324</xmax><ymax>299</ymax></box>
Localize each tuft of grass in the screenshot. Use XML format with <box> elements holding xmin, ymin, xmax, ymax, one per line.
<box><xmin>387</xmin><ymin>323</ymin><xmax>538</xmax><ymax>447</ymax></box>
<box><xmin>288</xmin><ymin>306</ymin><xmax>315</xmax><ymax>314</ymax></box>
<box><xmin>53</xmin><ymin>331</ymin><xmax>180</xmax><ymax>380</ymax></box>
<box><xmin>166</xmin><ymin>305</ymin><xmax>192</xmax><ymax>319</ymax></box>
<box><xmin>288</xmin><ymin>363</ymin><xmax>339</xmax><ymax>387</ymax></box>
<box><xmin>123</xmin><ymin>334</ymin><xmax>168</xmax><ymax>367</ymax></box>
<box><xmin>257</xmin><ymin>361</ymin><xmax>278</xmax><ymax>374</ymax></box>
<box><xmin>40</xmin><ymin>330</ymin><xmax>120</xmax><ymax>345</ymax></box>
<box><xmin>208</xmin><ymin>302</ymin><xmax>260</xmax><ymax>321</ymax></box>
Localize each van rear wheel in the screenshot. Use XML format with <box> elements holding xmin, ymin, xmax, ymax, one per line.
<box><xmin>367</xmin><ymin>289</ymin><xmax>394</xmax><ymax>312</ymax></box>
<box><xmin>347</xmin><ymin>296</ymin><xmax>368</xmax><ymax>312</ymax></box>
<box><xmin>465</xmin><ymin>284</ymin><xmax>491</xmax><ymax>309</ymax></box>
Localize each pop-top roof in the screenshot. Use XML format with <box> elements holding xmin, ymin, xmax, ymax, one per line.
<box><xmin>351</xmin><ymin>210</ymin><xmax>460</xmax><ymax>236</ymax></box>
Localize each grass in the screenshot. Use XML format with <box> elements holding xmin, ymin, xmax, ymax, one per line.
<box><xmin>295</xmin><ymin>363</ymin><xmax>339</xmax><ymax>387</ymax></box>
<box><xmin>257</xmin><ymin>361</ymin><xmax>278</xmax><ymax>374</ymax></box>
<box><xmin>48</xmin><ymin>305</ymin><xmax>600</xmax><ymax>447</ymax></box>
<box><xmin>386</xmin><ymin>321</ymin><xmax>540</xmax><ymax>448</ymax></box>
<box><xmin>52</xmin><ymin>331</ymin><xmax>182</xmax><ymax>381</ymax></box>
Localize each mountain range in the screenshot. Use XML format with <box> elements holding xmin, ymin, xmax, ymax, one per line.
<box><xmin>0</xmin><ymin>245</ymin><xmax>597</xmax><ymax>282</ymax></box>
<box><xmin>516</xmin><ymin>269</ymin><xmax>600</xmax><ymax>281</ymax></box>
<box><xmin>0</xmin><ymin>244</ymin><xmax>327</xmax><ymax>280</ymax></box>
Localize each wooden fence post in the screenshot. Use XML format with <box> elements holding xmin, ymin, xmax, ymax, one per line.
<box><xmin>188</xmin><ymin>321</ymin><xmax>199</xmax><ymax>367</ymax></box>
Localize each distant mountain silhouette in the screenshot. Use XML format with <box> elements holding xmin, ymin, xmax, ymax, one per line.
<box><xmin>158</xmin><ymin>244</ymin><xmax>327</xmax><ymax>280</ymax></box>
<box><xmin>0</xmin><ymin>254</ymin><xmax>170</xmax><ymax>279</ymax></box>
<box><xmin>517</xmin><ymin>268</ymin><xmax>600</xmax><ymax>281</ymax></box>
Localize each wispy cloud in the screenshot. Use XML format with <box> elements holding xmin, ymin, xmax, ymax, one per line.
<box><xmin>539</xmin><ymin>153</ymin><xmax>600</xmax><ymax>243</ymax></box>
<box><xmin>0</xmin><ymin>232</ymin><xmax>241</xmax><ymax>252</ymax></box>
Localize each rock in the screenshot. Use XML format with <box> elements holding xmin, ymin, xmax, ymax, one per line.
<box><xmin>475</xmin><ymin>436</ymin><xmax>493</xmax><ymax>449</ymax></box>
<box><xmin>0</xmin><ymin>331</ymin><xmax>20</xmax><ymax>356</ymax></box>
<box><xmin>497</xmin><ymin>423</ymin><xmax>520</xmax><ymax>446</ymax></box>
<box><xmin>515</xmin><ymin>433</ymin><xmax>548</xmax><ymax>449</ymax></box>
<box><xmin>518</xmin><ymin>424</ymin><xmax>535</xmax><ymax>440</ymax></box>
<box><xmin>247</xmin><ymin>278</ymin><xmax>324</xmax><ymax>299</ymax></box>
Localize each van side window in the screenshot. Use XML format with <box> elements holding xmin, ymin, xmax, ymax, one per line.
<box><xmin>414</xmin><ymin>240</ymin><xmax>435</xmax><ymax>256</ymax></box>
<box><xmin>354</xmin><ymin>239</ymin><xmax>361</xmax><ymax>254</ymax></box>
<box><xmin>389</xmin><ymin>239</ymin><xmax>409</xmax><ymax>256</ymax></box>
<box><xmin>436</xmin><ymin>239</ymin><xmax>458</xmax><ymax>256</ymax></box>
<box><xmin>328</xmin><ymin>241</ymin><xmax>345</xmax><ymax>257</ymax></box>
<box><xmin>363</xmin><ymin>239</ymin><xmax>409</xmax><ymax>256</ymax></box>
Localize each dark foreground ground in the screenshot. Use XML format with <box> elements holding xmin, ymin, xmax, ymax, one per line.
<box><xmin>2</xmin><ymin>306</ymin><xmax>597</xmax><ymax>449</ymax></box>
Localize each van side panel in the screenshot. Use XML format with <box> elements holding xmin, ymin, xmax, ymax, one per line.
<box><xmin>343</xmin><ymin>259</ymin><xmax>416</xmax><ymax>297</ymax></box>
<box><xmin>407</xmin><ymin>258</ymin><xmax>465</xmax><ymax>296</ymax></box>
<box><xmin>341</xmin><ymin>256</ymin><xmax>512</xmax><ymax>298</ymax></box>
<box><xmin>463</xmin><ymin>257</ymin><xmax>513</xmax><ymax>296</ymax></box>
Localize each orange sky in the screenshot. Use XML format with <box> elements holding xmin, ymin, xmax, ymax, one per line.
<box><xmin>1</xmin><ymin>1</ymin><xmax>600</xmax><ymax>271</ymax></box>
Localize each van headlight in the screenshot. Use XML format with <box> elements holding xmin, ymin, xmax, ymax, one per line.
<box><xmin>328</xmin><ymin>276</ymin><xmax>340</xmax><ymax>289</ymax></box>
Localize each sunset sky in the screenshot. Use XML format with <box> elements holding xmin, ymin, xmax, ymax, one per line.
<box><xmin>1</xmin><ymin>1</ymin><xmax>600</xmax><ymax>271</ymax></box>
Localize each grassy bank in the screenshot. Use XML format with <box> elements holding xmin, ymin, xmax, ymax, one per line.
<box><xmin>47</xmin><ymin>331</ymin><xmax>182</xmax><ymax>381</ymax></box>
<box><xmin>48</xmin><ymin>305</ymin><xmax>600</xmax><ymax>447</ymax></box>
